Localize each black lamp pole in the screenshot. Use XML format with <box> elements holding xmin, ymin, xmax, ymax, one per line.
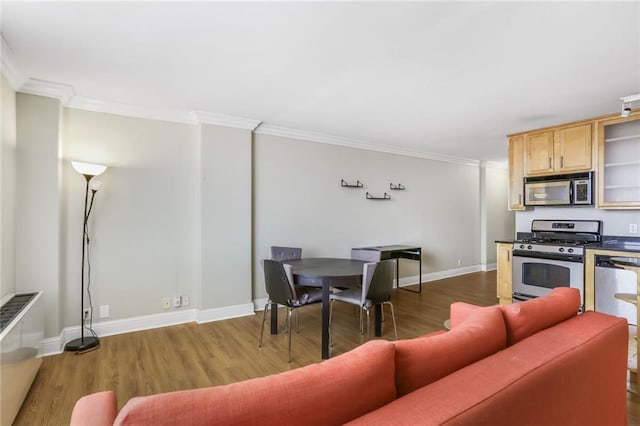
<box><xmin>64</xmin><ymin>174</ymin><xmax>100</xmax><ymax>352</ymax></box>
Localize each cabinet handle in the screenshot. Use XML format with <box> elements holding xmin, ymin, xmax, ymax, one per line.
<box><xmin>507</xmin><ymin>251</ymin><xmax>510</xmax><ymax>261</ymax></box>
<box><xmin>560</xmin><ymin>156</ymin><xmax>564</xmax><ymax>168</ymax></box>
<box><xmin>518</xmin><ymin>194</ymin><xmax>522</xmax><ymax>205</ymax></box>
<box><xmin>548</xmin><ymin>158</ymin><xmax>552</xmax><ymax>169</ymax></box>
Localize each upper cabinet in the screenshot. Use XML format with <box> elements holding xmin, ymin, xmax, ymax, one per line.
<box><xmin>524</xmin><ymin>123</ymin><xmax>592</xmax><ymax>176</ymax></box>
<box><xmin>597</xmin><ymin>114</ymin><xmax>640</xmax><ymax>209</ymax></box>
<box><xmin>508</xmin><ymin>136</ymin><xmax>525</xmax><ymax>210</ymax></box>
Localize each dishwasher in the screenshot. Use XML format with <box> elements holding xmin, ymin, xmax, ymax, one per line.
<box><xmin>594</xmin><ymin>255</ymin><xmax>638</xmax><ymax>326</ymax></box>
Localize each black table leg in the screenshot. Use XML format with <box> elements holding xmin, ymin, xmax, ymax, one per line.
<box><xmin>270</xmin><ymin>302</ymin><xmax>278</xmax><ymax>334</ymax></box>
<box><xmin>375</xmin><ymin>304</ymin><xmax>382</xmax><ymax>337</ymax></box>
<box><xmin>321</xmin><ymin>284</ymin><xmax>330</xmax><ymax>359</ymax></box>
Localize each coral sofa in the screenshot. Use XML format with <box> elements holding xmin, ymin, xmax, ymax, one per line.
<box><xmin>71</xmin><ymin>288</ymin><xmax>628</xmax><ymax>425</ymax></box>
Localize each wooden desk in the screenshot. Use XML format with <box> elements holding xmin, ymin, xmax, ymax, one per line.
<box><xmin>352</xmin><ymin>245</ymin><xmax>422</xmax><ymax>293</ymax></box>
<box><xmin>275</xmin><ymin>258</ymin><xmax>367</xmax><ymax>360</ymax></box>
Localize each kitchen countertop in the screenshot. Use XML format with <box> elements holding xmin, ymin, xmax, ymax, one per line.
<box><xmin>494</xmin><ymin>237</ymin><xmax>640</xmax><ymax>254</ymax></box>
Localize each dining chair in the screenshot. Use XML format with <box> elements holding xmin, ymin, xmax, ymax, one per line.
<box><xmin>270</xmin><ymin>246</ymin><xmax>302</xmax><ymax>261</ymax></box>
<box><xmin>329</xmin><ymin>259</ymin><xmax>398</xmax><ymax>341</ymax></box>
<box><xmin>351</xmin><ymin>248</ymin><xmax>381</xmax><ymax>262</ymax></box>
<box><xmin>259</xmin><ymin>259</ymin><xmax>322</xmax><ymax>362</ymax></box>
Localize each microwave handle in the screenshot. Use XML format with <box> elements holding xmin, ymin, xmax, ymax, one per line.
<box><xmin>569</xmin><ymin>180</ymin><xmax>574</xmax><ymax>203</ymax></box>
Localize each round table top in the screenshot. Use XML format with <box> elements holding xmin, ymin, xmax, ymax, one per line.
<box><xmin>285</xmin><ymin>258</ymin><xmax>365</xmax><ymax>278</ymax></box>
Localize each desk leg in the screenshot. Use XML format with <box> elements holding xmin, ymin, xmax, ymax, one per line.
<box><xmin>322</xmin><ymin>284</ymin><xmax>330</xmax><ymax>359</ymax></box>
<box><xmin>270</xmin><ymin>303</ymin><xmax>278</xmax><ymax>335</ymax></box>
<box><xmin>398</xmin><ymin>249</ymin><xmax>423</xmax><ymax>293</ymax></box>
<box><xmin>375</xmin><ymin>304</ymin><xmax>382</xmax><ymax>337</ymax></box>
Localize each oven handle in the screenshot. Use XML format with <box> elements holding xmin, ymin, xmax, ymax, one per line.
<box><xmin>512</xmin><ymin>250</ymin><xmax>583</xmax><ymax>263</ymax></box>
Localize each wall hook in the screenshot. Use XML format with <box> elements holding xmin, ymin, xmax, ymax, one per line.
<box><xmin>390</xmin><ymin>183</ymin><xmax>405</xmax><ymax>190</ymax></box>
<box><xmin>341</xmin><ymin>179</ymin><xmax>363</xmax><ymax>188</ymax></box>
<box><xmin>366</xmin><ymin>192</ymin><xmax>391</xmax><ymax>200</ymax></box>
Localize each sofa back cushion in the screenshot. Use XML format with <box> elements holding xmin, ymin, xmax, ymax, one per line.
<box><xmin>394</xmin><ymin>305</ymin><xmax>506</xmax><ymax>397</ymax></box>
<box><xmin>501</xmin><ymin>287</ymin><xmax>581</xmax><ymax>345</ymax></box>
<box><xmin>114</xmin><ymin>339</ymin><xmax>396</xmax><ymax>426</ymax></box>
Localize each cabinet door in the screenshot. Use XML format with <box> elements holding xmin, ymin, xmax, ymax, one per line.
<box><xmin>555</xmin><ymin>123</ymin><xmax>592</xmax><ymax>172</ymax></box>
<box><xmin>508</xmin><ymin>136</ymin><xmax>525</xmax><ymax>210</ymax></box>
<box><xmin>524</xmin><ymin>131</ymin><xmax>554</xmax><ymax>175</ymax></box>
<box><xmin>496</xmin><ymin>243</ymin><xmax>512</xmax><ymax>304</ymax></box>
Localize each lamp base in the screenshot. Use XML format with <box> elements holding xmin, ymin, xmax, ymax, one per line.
<box><xmin>64</xmin><ymin>336</ymin><xmax>100</xmax><ymax>352</ymax></box>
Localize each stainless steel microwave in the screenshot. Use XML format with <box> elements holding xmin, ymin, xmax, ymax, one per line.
<box><xmin>523</xmin><ymin>172</ymin><xmax>593</xmax><ymax>206</ymax></box>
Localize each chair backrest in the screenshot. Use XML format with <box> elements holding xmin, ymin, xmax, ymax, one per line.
<box><xmin>365</xmin><ymin>259</ymin><xmax>395</xmax><ymax>305</ymax></box>
<box><xmin>271</xmin><ymin>246</ymin><xmax>302</xmax><ymax>261</ymax></box>
<box><xmin>263</xmin><ymin>259</ymin><xmax>296</xmax><ymax>306</ymax></box>
<box><xmin>351</xmin><ymin>248</ymin><xmax>381</xmax><ymax>262</ymax></box>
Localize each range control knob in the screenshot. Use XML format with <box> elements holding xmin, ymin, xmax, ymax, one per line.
<box><xmin>558</xmin><ymin>247</ymin><xmax>565</xmax><ymax>253</ymax></box>
<box><xmin>520</xmin><ymin>244</ymin><xmax>525</xmax><ymax>249</ymax></box>
<box><xmin>527</xmin><ymin>245</ymin><xmax>533</xmax><ymax>250</ymax></box>
<box><xmin>568</xmin><ymin>248</ymin><xmax>574</xmax><ymax>253</ymax></box>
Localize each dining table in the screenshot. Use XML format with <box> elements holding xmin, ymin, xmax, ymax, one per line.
<box><xmin>271</xmin><ymin>257</ymin><xmax>384</xmax><ymax>359</ymax></box>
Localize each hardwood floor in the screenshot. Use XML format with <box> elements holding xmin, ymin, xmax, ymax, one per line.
<box><xmin>13</xmin><ymin>271</ymin><xmax>640</xmax><ymax>425</ymax></box>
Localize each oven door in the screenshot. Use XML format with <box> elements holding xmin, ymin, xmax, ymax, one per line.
<box><xmin>512</xmin><ymin>253</ymin><xmax>584</xmax><ymax>303</ymax></box>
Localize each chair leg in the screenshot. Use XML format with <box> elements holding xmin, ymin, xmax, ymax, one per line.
<box><xmin>365</xmin><ymin>308</ymin><xmax>371</xmax><ymax>340</ymax></box>
<box><xmin>287</xmin><ymin>308</ymin><xmax>293</xmax><ymax>363</ymax></box>
<box><xmin>329</xmin><ymin>300</ymin><xmax>334</xmax><ymax>348</ymax></box>
<box><xmin>359</xmin><ymin>307</ymin><xmax>364</xmax><ymax>334</ymax></box>
<box><xmin>385</xmin><ymin>301</ymin><xmax>398</xmax><ymax>340</ymax></box>
<box><xmin>259</xmin><ymin>302</ymin><xmax>270</xmax><ymax>347</ymax></box>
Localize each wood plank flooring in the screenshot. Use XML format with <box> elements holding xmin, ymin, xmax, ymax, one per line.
<box><xmin>13</xmin><ymin>271</ymin><xmax>640</xmax><ymax>425</ymax></box>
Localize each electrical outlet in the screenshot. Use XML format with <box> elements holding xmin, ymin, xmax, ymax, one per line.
<box><xmin>630</xmin><ymin>224</ymin><xmax>638</xmax><ymax>234</ymax></box>
<box><xmin>99</xmin><ymin>304</ymin><xmax>110</xmax><ymax>318</ymax></box>
<box><xmin>181</xmin><ymin>295</ymin><xmax>190</xmax><ymax>306</ymax></box>
<box><xmin>162</xmin><ymin>297</ymin><xmax>171</xmax><ymax>309</ymax></box>
<box><xmin>457</xmin><ymin>259</ymin><xmax>461</xmax><ymax>267</ymax></box>
<box><xmin>173</xmin><ymin>296</ymin><xmax>182</xmax><ymax>308</ymax></box>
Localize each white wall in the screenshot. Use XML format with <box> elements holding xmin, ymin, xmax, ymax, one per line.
<box><xmin>1</xmin><ymin>75</ymin><xmax>17</xmax><ymax>299</ymax></box>
<box><xmin>516</xmin><ymin>207</ymin><xmax>640</xmax><ymax>236</ymax></box>
<box><xmin>252</xmin><ymin>133</ymin><xmax>487</xmax><ymax>299</ymax></box>
<box><xmin>61</xmin><ymin>109</ymin><xmax>200</xmax><ymax>327</ymax></box>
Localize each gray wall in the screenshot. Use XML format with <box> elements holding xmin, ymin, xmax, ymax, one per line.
<box><xmin>1</xmin><ymin>75</ymin><xmax>17</xmax><ymax>300</ymax></box>
<box><xmin>15</xmin><ymin>93</ymin><xmax>62</xmax><ymax>337</ymax></box>
<box><xmin>252</xmin><ymin>133</ymin><xmax>504</xmax><ymax>299</ymax></box>
<box><xmin>516</xmin><ymin>207</ymin><xmax>640</xmax><ymax>236</ymax></box>
<box><xmin>5</xmin><ymin>90</ymin><xmax>513</xmax><ymax>340</ymax></box>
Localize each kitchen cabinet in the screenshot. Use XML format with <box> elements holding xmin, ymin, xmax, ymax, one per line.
<box><xmin>508</xmin><ymin>136</ymin><xmax>525</xmax><ymax>210</ymax></box>
<box><xmin>524</xmin><ymin>123</ymin><xmax>592</xmax><ymax>176</ymax></box>
<box><xmin>597</xmin><ymin>114</ymin><xmax>640</xmax><ymax>208</ymax></box>
<box><xmin>496</xmin><ymin>243</ymin><xmax>513</xmax><ymax>304</ymax></box>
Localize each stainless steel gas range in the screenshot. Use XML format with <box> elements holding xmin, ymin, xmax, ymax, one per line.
<box><xmin>512</xmin><ymin>219</ymin><xmax>602</xmax><ymax>309</ymax></box>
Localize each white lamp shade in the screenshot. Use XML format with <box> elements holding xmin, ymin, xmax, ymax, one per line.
<box><xmin>89</xmin><ymin>180</ymin><xmax>103</xmax><ymax>191</ymax></box>
<box><xmin>72</xmin><ymin>161</ymin><xmax>107</xmax><ymax>176</ymax></box>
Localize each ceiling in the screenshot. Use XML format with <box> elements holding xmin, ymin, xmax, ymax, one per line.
<box><xmin>1</xmin><ymin>1</ymin><xmax>639</xmax><ymax>164</ymax></box>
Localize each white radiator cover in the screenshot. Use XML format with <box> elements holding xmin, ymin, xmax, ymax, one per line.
<box><xmin>0</xmin><ymin>291</ymin><xmax>44</xmax><ymax>426</ymax></box>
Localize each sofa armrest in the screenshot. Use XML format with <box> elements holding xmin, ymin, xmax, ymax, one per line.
<box><xmin>70</xmin><ymin>391</ymin><xmax>118</xmax><ymax>426</ymax></box>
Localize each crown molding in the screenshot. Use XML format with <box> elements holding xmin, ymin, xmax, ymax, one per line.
<box><xmin>481</xmin><ymin>160</ymin><xmax>508</xmax><ymax>169</ymax></box>
<box><xmin>255</xmin><ymin>124</ymin><xmax>481</xmax><ymax>167</ymax></box>
<box><xmin>19</xmin><ymin>78</ymin><xmax>75</xmax><ymax>104</ymax></box>
<box><xmin>67</xmin><ymin>96</ymin><xmax>198</xmax><ymax>125</ymax></box>
<box><xmin>195</xmin><ymin>111</ymin><xmax>262</xmax><ymax>131</ymax></box>
<box><xmin>0</xmin><ymin>34</ymin><xmax>27</xmax><ymax>90</ymax></box>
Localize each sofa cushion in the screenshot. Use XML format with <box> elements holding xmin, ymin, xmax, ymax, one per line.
<box><xmin>394</xmin><ymin>305</ymin><xmax>506</xmax><ymax>397</ymax></box>
<box><xmin>501</xmin><ymin>287</ymin><xmax>581</xmax><ymax>345</ymax></box>
<box><xmin>114</xmin><ymin>339</ymin><xmax>396</xmax><ymax>426</ymax></box>
<box><xmin>346</xmin><ymin>311</ymin><xmax>628</xmax><ymax>426</ymax></box>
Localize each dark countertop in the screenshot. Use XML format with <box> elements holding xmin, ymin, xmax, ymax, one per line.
<box><xmin>495</xmin><ymin>240</ymin><xmax>515</xmax><ymax>244</ymax></box>
<box><xmin>590</xmin><ymin>242</ymin><xmax>640</xmax><ymax>254</ymax></box>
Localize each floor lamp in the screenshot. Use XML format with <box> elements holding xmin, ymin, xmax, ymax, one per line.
<box><xmin>64</xmin><ymin>161</ymin><xmax>107</xmax><ymax>353</ymax></box>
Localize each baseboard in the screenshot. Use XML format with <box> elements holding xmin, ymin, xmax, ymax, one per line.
<box><xmin>44</xmin><ymin>304</ymin><xmax>256</xmax><ymax>356</ymax></box>
<box><xmin>196</xmin><ymin>303</ymin><xmax>255</xmax><ymax>324</ymax></box>
<box><xmin>397</xmin><ymin>264</ymin><xmax>483</xmax><ymax>287</ymax></box>
<box><xmin>483</xmin><ymin>262</ymin><xmax>497</xmax><ymax>272</ymax></box>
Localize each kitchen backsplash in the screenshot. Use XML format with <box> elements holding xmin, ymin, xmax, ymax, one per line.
<box><xmin>515</xmin><ymin>206</ymin><xmax>640</xmax><ymax>236</ymax></box>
